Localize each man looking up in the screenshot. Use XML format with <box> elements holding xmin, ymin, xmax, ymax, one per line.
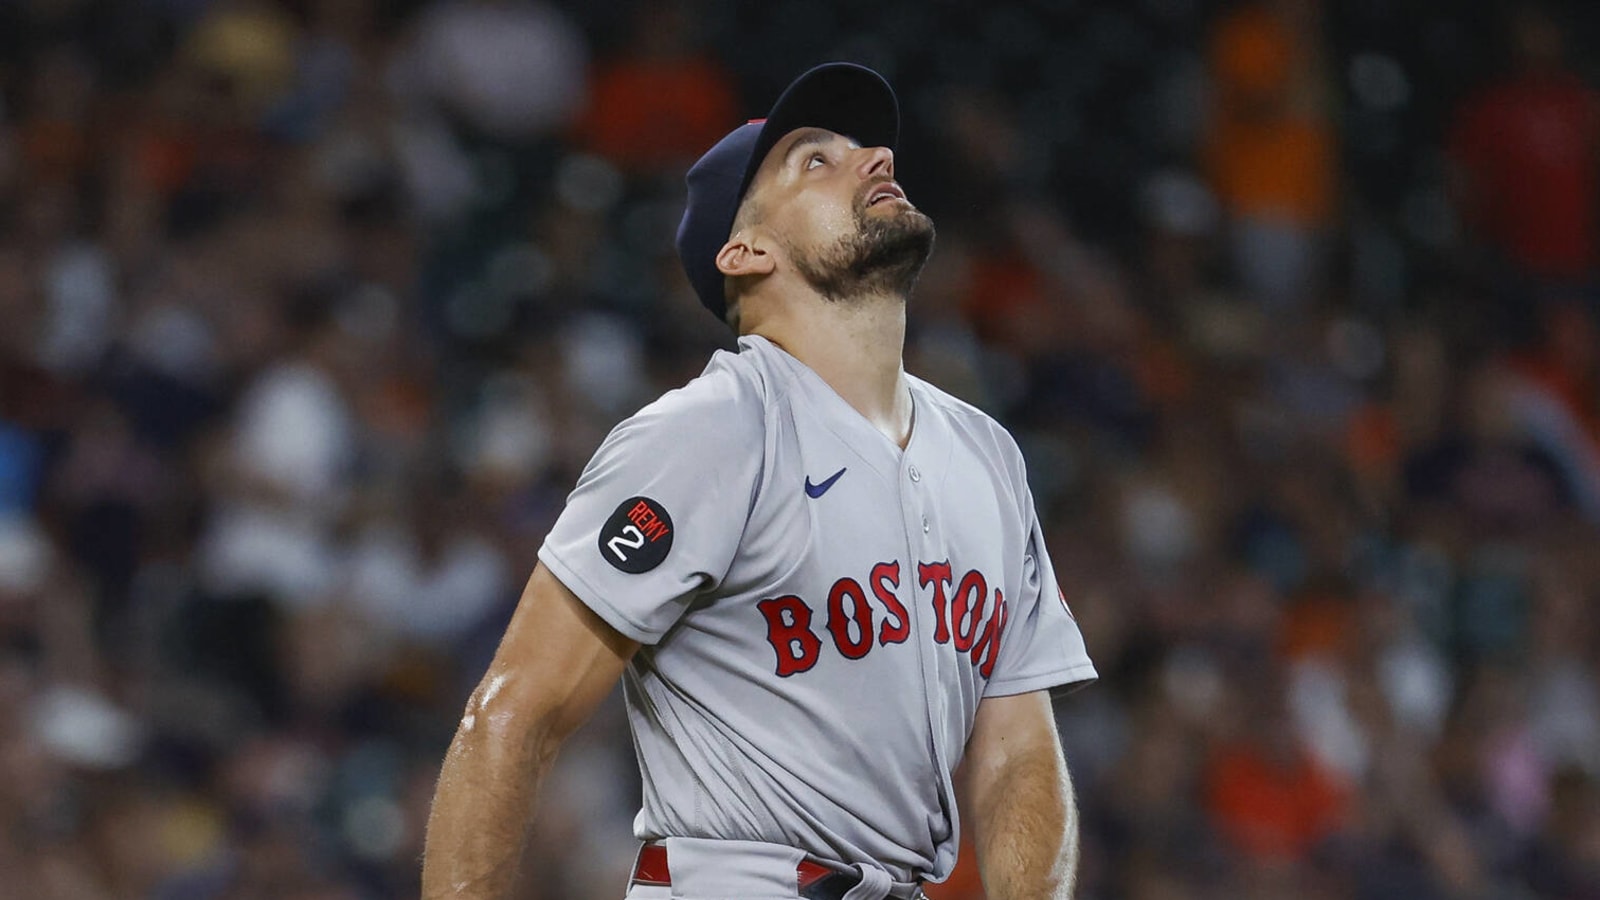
<box><xmin>423</xmin><ymin>62</ymin><xmax>1097</xmax><ymax>900</ymax></box>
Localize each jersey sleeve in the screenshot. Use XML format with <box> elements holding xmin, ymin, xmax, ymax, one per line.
<box><xmin>984</xmin><ymin>468</ymin><xmax>1097</xmax><ymax>698</ymax></box>
<box><xmin>538</xmin><ymin>364</ymin><xmax>765</xmax><ymax>644</ymax></box>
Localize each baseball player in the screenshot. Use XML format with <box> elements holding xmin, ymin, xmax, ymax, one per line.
<box><xmin>422</xmin><ymin>62</ymin><xmax>1097</xmax><ymax>900</ymax></box>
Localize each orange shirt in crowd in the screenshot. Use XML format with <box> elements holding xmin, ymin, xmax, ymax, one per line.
<box><xmin>1205</xmin><ymin>740</ymin><xmax>1350</xmax><ymax>860</ymax></box>
<box><xmin>1203</xmin><ymin>4</ymin><xmax>1336</xmax><ymax>228</ymax></box>
<box><xmin>577</xmin><ymin>57</ymin><xmax>738</xmax><ymax>175</ymax></box>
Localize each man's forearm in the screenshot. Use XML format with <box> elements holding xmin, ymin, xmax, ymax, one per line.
<box><xmin>421</xmin><ymin>681</ymin><xmax>561</xmax><ymax>899</ymax></box>
<box><xmin>973</xmin><ymin>750</ymin><xmax>1079</xmax><ymax>900</ymax></box>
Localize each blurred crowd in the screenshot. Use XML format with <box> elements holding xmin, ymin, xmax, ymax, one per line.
<box><xmin>0</xmin><ymin>0</ymin><xmax>1598</xmax><ymax>898</ymax></box>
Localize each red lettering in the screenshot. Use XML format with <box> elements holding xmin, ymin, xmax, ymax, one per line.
<box><xmin>918</xmin><ymin>561</ymin><xmax>953</xmax><ymax>644</ymax></box>
<box><xmin>626</xmin><ymin>503</ymin><xmax>671</xmax><ymax>542</ymax></box>
<box><xmin>972</xmin><ymin>589</ymin><xmax>1008</xmax><ymax>678</ymax></box>
<box><xmin>826</xmin><ymin>578</ymin><xmax>873</xmax><ymax>660</ymax></box>
<box><xmin>951</xmin><ymin>570</ymin><xmax>989</xmax><ymax>652</ymax></box>
<box><xmin>756</xmin><ymin>562</ymin><xmax>1004</xmax><ymax>678</ymax></box>
<box><xmin>871</xmin><ymin>561</ymin><xmax>909</xmax><ymax>644</ymax></box>
<box><xmin>757</xmin><ymin>596</ymin><xmax>822</xmax><ymax>677</ymax></box>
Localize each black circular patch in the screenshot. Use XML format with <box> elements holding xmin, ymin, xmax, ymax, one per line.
<box><xmin>598</xmin><ymin>496</ymin><xmax>675</xmax><ymax>573</ymax></box>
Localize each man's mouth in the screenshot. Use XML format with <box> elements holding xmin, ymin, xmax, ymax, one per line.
<box><xmin>865</xmin><ymin>182</ymin><xmax>908</xmax><ymax>207</ymax></box>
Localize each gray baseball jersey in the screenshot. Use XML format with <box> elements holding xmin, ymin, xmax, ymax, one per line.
<box><xmin>538</xmin><ymin>334</ymin><xmax>1096</xmax><ymax>883</ymax></box>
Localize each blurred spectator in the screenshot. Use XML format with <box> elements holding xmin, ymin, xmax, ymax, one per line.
<box><xmin>575</xmin><ymin>0</ymin><xmax>739</xmax><ymax>177</ymax></box>
<box><xmin>1518</xmin><ymin>766</ymin><xmax>1600</xmax><ymax>899</ymax></box>
<box><xmin>1203</xmin><ymin>0</ymin><xmax>1337</xmax><ymax>313</ymax></box>
<box><xmin>198</xmin><ymin>299</ymin><xmax>355</xmax><ymax>608</ymax></box>
<box><xmin>181</xmin><ymin>2</ymin><xmax>299</xmax><ymax>127</ymax></box>
<box><xmin>1204</xmin><ymin>669</ymin><xmax>1351</xmax><ymax>862</ymax></box>
<box><xmin>343</xmin><ymin>484</ymin><xmax>510</xmax><ymax>648</ymax></box>
<box><xmin>1448</xmin><ymin>2</ymin><xmax>1600</xmax><ymax>288</ymax></box>
<box><xmin>15</xmin><ymin>46</ymin><xmax>97</xmax><ymax>188</ymax></box>
<box><xmin>398</xmin><ymin>0</ymin><xmax>587</xmax><ymax>143</ymax></box>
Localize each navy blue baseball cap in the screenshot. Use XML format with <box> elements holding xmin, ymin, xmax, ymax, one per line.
<box><xmin>676</xmin><ymin>62</ymin><xmax>900</xmax><ymax>322</ymax></box>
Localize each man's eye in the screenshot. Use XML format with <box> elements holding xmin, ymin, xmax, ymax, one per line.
<box><xmin>806</xmin><ymin>153</ymin><xmax>826</xmax><ymax>170</ymax></box>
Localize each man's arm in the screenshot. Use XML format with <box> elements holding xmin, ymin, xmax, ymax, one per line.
<box><xmin>958</xmin><ymin>689</ymin><xmax>1079</xmax><ymax>900</ymax></box>
<box><xmin>422</xmin><ymin>562</ymin><xmax>640</xmax><ymax>899</ymax></box>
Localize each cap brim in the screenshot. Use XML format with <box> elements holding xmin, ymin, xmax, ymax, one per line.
<box><xmin>737</xmin><ymin>62</ymin><xmax>900</xmax><ymax>204</ymax></box>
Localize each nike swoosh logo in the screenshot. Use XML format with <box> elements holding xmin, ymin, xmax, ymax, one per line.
<box><xmin>804</xmin><ymin>467</ymin><xmax>847</xmax><ymax>499</ymax></box>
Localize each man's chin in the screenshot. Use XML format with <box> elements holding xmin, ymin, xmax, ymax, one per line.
<box><xmin>792</xmin><ymin>209</ymin><xmax>936</xmax><ymax>302</ymax></box>
<box><xmin>855</xmin><ymin>213</ymin><xmax>935</xmax><ymax>297</ymax></box>
<box><xmin>874</xmin><ymin>208</ymin><xmax>936</xmax><ymax>257</ymax></box>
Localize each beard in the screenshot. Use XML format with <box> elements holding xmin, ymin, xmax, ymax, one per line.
<box><xmin>787</xmin><ymin>194</ymin><xmax>936</xmax><ymax>303</ymax></box>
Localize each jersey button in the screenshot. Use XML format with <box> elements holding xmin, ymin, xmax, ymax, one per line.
<box><xmin>908</xmin><ymin>465</ymin><xmax>921</xmax><ymax>483</ymax></box>
<box><xmin>922</xmin><ymin>516</ymin><xmax>930</xmax><ymax>533</ymax></box>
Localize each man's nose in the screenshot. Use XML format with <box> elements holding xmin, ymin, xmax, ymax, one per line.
<box><xmin>857</xmin><ymin>145</ymin><xmax>894</xmax><ymax>179</ymax></box>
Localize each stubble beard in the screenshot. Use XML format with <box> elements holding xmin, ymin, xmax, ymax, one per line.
<box><xmin>788</xmin><ymin>201</ymin><xmax>936</xmax><ymax>304</ymax></box>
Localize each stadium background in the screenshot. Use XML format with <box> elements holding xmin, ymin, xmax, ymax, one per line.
<box><xmin>1</xmin><ymin>0</ymin><xmax>1599</xmax><ymax>897</ymax></box>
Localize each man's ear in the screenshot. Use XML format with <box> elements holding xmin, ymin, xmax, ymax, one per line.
<box><xmin>715</xmin><ymin>232</ymin><xmax>777</xmax><ymax>279</ymax></box>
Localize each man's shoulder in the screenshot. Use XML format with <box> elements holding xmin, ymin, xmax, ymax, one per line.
<box><xmin>909</xmin><ymin>375</ymin><xmax>1031</xmax><ymax>483</ymax></box>
<box><xmin>909</xmin><ymin>376</ymin><xmax>1014</xmax><ymax>442</ymax></box>
<box><xmin>620</xmin><ymin>343</ymin><xmax>777</xmax><ymax>441</ymax></box>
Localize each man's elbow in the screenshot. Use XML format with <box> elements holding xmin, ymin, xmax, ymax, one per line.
<box><xmin>455</xmin><ymin>671</ymin><xmax>569</xmax><ymax>771</ymax></box>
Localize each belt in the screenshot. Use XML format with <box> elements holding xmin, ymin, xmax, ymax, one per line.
<box><xmin>629</xmin><ymin>841</ymin><xmax>925</xmax><ymax>900</ymax></box>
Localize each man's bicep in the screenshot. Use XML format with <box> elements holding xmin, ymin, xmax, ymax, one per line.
<box><xmin>472</xmin><ymin>563</ymin><xmax>640</xmax><ymax>740</ymax></box>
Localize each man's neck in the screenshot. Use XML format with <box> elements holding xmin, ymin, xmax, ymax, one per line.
<box><xmin>747</xmin><ymin>292</ymin><xmax>913</xmax><ymax>449</ymax></box>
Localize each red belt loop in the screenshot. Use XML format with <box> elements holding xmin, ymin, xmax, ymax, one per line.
<box><xmin>632</xmin><ymin>843</ymin><xmax>672</xmax><ymax>886</ymax></box>
<box><xmin>630</xmin><ymin>841</ymin><xmax>838</xmax><ymax>889</ymax></box>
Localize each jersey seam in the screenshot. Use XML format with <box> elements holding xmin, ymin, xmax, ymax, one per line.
<box><xmin>731</xmin><ymin>334</ymin><xmax>793</xmax><ymax>515</ymax></box>
<box><xmin>904</xmin><ymin>373</ymin><xmax>996</xmax><ymax>422</ymax></box>
<box><xmin>721</xmin><ymin>383</ymin><xmax>775</xmax><ymax>589</ymax></box>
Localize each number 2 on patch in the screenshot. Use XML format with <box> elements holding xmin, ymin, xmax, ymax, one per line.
<box><xmin>607</xmin><ymin>525</ymin><xmax>646</xmax><ymax>560</ymax></box>
<box><xmin>598</xmin><ymin>496</ymin><xmax>673</xmax><ymax>574</ymax></box>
